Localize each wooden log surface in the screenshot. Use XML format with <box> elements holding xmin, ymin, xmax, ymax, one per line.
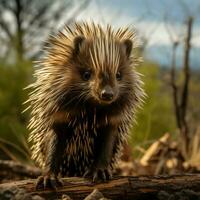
<box><xmin>0</xmin><ymin>174</ymin><xmax>200</xmax><ymax>200</ymax></box>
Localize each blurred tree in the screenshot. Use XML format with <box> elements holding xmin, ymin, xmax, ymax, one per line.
<box><xmin>170</xmin><ymin>17</ymin><xmax>193</xmax><ymax>154</ymax></box>
<box><xmin>0</xmin><ymin>0</ymin><xmax>90</xmax><ymax>62</ymax></box>
<box><xmin>164</xmin><ymin>13</ymin><xmax>198</xmax><ymax>156</ymax></box>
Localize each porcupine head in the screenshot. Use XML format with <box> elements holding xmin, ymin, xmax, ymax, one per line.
<box><xmin>26</xmin><ymin>22</ymin><xmax>145</xmax><ymax>185</ymax></box>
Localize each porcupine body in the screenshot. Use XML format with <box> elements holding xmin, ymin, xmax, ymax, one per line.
<box><xmin>26</xmin><ymin>22</ymin><xmax>145</xmax><ymax>187</ymax></box>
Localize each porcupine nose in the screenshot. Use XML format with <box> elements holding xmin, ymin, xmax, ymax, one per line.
<box><xmin>101</xmin><ymin>86</ymin><xmax>114</xmax><ymax>101</ymax></box>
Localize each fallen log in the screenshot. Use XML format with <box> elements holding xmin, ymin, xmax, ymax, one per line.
<box><xmin>0</xmin><ymin>174</ymin><xmax>200</xmax><ymax>200</ymax></box>
<box><xmin>0</xmin><ymin>160</ymin><xmax>41</xmax><ymax>181</ymax></box>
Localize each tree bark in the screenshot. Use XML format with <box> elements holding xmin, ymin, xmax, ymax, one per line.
<box><xmin>0</xmin><ymin>174</ymin><xmax>200</xmax><ymax>200</ymax></box>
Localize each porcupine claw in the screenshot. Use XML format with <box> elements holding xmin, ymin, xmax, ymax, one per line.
<box><xmin>35</xmin><ymin>175</ymin><xmax>63</xmax><ymax>190</ymax></box>
<box><xmin>83</xmin><ymin>167</ymin><xmax>112</xmax><ymax>183</ymax></box>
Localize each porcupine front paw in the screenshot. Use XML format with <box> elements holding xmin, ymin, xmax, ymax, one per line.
<box><xmin>83</xmin><ymin>166</ymin><xmax>112</xmax><ymax>183</ymax></box>
<box><xmin>35</xmin><ymin>174</ymin><xmax>63</xmax><ymax>190</ymax></box>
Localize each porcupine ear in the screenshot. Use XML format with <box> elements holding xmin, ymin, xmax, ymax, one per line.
<box><xmin>73</xmin><ymin>36</ymin><xmax>85</xmax><ymax>56</ymax></box>
<box><xmin>122</xmin><ymin>39</ymin><xmax>133</xmax><ymax>58</ymax></box>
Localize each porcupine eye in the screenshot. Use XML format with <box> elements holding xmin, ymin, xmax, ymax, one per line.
<box><xmin>82</xmin><ymin>70</ymin><xmax>91</xmax><ymax>81</ymax></box>
<box><xmin>116</xmin><ymin>71</ymin><xmax>122</xmax><ymax>81</ymax></box>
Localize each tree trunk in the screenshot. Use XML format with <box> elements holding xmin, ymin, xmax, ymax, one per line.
<box><xmin>180</xmin><ymin>17</ymin><xmax>193</xmax><ymax>154</ymax></box>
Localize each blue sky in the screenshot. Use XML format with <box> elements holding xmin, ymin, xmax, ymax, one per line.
<box><xmin>76</xmin><ymin>0</ymin><xmax>200</xmax><ymax>67</ymax></box>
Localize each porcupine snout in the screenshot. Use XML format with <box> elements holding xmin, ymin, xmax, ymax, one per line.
<box><xmin>100</xmin><ymin>85</ymin><xmax>114</xmax><ymax>101</ymax></box>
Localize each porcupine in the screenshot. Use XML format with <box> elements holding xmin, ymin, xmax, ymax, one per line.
<box><xmin>25</xmin><ymin>22</ymin><xmax>145</xmax><ymax>189</ymax></box>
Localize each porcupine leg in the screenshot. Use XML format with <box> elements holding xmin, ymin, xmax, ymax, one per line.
<box><xmin>84</xmin><ymin>125</ymin><xmax>116</xmax><ymax>182</ymax></box>
<box><xmin>36</xmin><ymin>123</ymin><xmax>67</xmax><ymax>190</ymax></box>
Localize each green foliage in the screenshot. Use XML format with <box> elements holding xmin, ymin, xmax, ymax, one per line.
<box><xmin>0</xmin><ymin>60</ymin><xmax>33</xmax><ymax>163</ymax></box>
<box><xmin>130</xmin><ymin>61</ymin><xmax>176</xmax><ymax>157</ymax></box>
